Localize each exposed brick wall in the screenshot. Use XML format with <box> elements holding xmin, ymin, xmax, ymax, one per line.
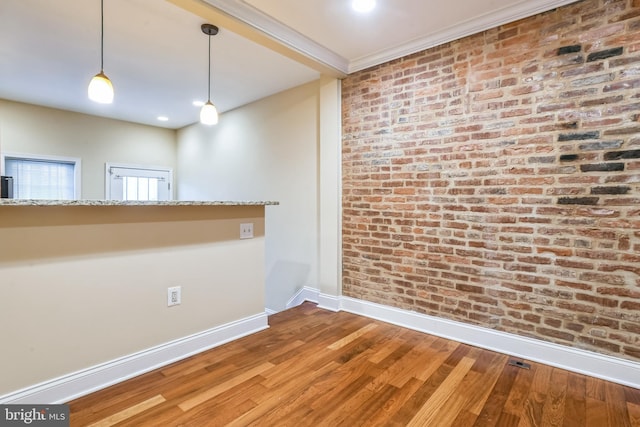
<box><xmin>341</xmin><ymin>0</ymin><xmax>640</xmax><ymax>361</ymax></box>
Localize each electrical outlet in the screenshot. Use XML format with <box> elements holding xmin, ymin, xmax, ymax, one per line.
<box><xmin>167</xmin><ymin>286</ymin><xmax>181</xmax><ymax>307</ymax></box>
<box><xmin>240</xmin><ymin>222</ymin><xmax>254</xmax><ymax>239</ymax></box>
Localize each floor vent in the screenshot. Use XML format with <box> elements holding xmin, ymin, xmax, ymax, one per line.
<box><xmin>508</xmin><ymin>359</ymin><xmax>531</xmax><ymax>369</ymax></box>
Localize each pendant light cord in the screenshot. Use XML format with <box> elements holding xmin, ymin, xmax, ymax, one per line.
<box><xmin>207</xmin><ymin>34</ymin><xmax>212</xmax><ymax>102</ymax></box>
<box><xmin>100</xmin><ymin>0</ymin><xmax>105</xmax><ymax>72</ymax></box>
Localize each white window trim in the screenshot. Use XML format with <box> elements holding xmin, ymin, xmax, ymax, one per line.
<box><xmin>105</xmin><ymin>162</ymin><xmax>174</xmax><ymax>201</ymax></box>
<box><xmin>1</xmin><ymin>151</ymin><xmax>82</xmax><ymax>199</ymax></box>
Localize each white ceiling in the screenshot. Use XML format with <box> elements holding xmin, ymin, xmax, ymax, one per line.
<box><xmin>0</xmin><ymin>0</ymin><xmax>580</xmax><ymax>130</ymax></box>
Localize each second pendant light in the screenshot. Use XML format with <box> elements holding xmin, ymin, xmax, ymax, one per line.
<box><xmin>200</xmin><ymin>23</ymin><xmax>219</xmax><ymax>125</ymax></box>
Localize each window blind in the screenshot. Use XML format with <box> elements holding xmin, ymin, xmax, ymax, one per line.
<box><xmin>5</xmin><ymin>158</ymin><xmax>75</xmax><ymax>200</ymax></box>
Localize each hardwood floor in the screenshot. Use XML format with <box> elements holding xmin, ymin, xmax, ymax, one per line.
<box><xmin>69</xmin><ymin>302</ymin><xmax>640</xmax><ymax>426</ymax></box>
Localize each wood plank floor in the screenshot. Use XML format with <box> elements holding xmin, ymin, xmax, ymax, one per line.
<box><xmin>68</xmin><ymin>302</ymin><xmax>640</xmax><ymax>426</ymax></box>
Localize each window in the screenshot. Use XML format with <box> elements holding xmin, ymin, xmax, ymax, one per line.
<box><xmin>106</xmin><ymin>163</ymin><xmax>172</xmax><ymax>201</ymax></box>
<box><xmin>1</xmin><ymin>153</ymin><xmax>81</xmax><ymax>200</ymax></box>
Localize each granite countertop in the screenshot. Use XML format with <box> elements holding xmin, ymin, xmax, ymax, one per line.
<box><xmin>0</xmin><ymin>199</ymin><xmax>279</xmax><ymax>206</ymax></box>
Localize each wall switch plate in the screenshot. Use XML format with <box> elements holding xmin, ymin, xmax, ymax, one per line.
<box><xmin>240</xmin><ymin>223</ymin><xmax>254</xmax><ymax>239</ymax></box>
<box><xmin>168</xmin><ymin>286</ymin><xmax>181</xmax><ymax>306</ymax></box>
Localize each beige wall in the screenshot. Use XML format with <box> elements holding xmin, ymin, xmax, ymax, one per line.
<box><xmin>0</xmin><ymin>205</ymin><xmax>266</xmax><ymax>395</ymax></box>
<box><xmin>318</xmin><ymin>76</ymin><xmax>342</xmax><ymax>298</ymax></box>
<box><xmin>178</xmin><ymin>80</ymin><xmax>334</xmax><ymax>311</ymax></box>
<box><xmin>0</xmin><ymin>78</ymin><xmax>343</xmax><ymax>395</ymax></box>
<box><xmin>1</xmin><ymin>80</ymin><xmax>343</xmax><ymax>314</ymax></box>
<box><xmin>0</xmin><ymin>99</ymin><xmax>177</xmax><ymax>199</ymax></box>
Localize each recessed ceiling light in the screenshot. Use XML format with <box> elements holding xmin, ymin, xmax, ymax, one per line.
<box><xmin>193</xmin><ymin>100</ymin><xmax>205</xmax><ymax>107</ymax></box>
<box><xmin>352</xmin><ymin>0</ymin><xmax>376</xmax><ymax>13</ymax></box>
<box><xmin>157</xmin><ymin>116</ymin><xmax>169</xmax><ymax>122</ymax></box>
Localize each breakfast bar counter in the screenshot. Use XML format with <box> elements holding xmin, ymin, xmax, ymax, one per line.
<box><xmin>0</xmin><ymin>199</ymin><xmax>277</xmax><ymax>404</ymax></box>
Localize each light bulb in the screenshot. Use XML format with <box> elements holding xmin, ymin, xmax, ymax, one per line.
<box><xmin>200</xmin><ymin>100</ymin><xmax>219</xmax><ymax>125</ymax></box>
<box><xmin>88</xmin><ymin>71</ymin><xmax>114</xmax><ymax>104</ymax></box>
<box><xmin>352</xmin><ymin>0</ymin><xmax>376</xmax><ymax>13</ymax></box>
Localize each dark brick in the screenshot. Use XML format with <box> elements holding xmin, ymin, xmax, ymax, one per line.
<box><xmin>558</xmin><ymin>197</ymin><xmax>599</xmax><ymax>205</ymax></box>
<box><xmin>604</xmin><ymin>150</ymin><xmax>640</xmax><ymax>160</ymax></box>
<box><xmin>580</xmin><ymin>163</ymin><xmax>624</xmax><ymax>172</ymax></box>
<box><xmin>591</xmin><ymin>186</ymin><xmax>631</xmax><ymax>195</ymax></box>
<box><xmin>558</xmin><ymin>45</ymin><xmax>582</xmax><ymax>55</ymax></box>
<box><xmin>587</xmin><ymin>47</ymin><xmax>624</xmax><ymax>62</ymax></box>
<box><xmin>560</xmin><ymin>154</ymin><xmax>579</xmax><ymax>161</ymax></box>
<box><xmin>578</xmin><ymin>141</ymin><xmax>624</xmax><ymax>151</ymax></box>
<box><xmin>558</xmin><ymin>131</ymin><xmax>600</xmax><ymax>141</ymax></box>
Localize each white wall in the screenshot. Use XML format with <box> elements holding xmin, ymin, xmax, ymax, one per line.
<box><xmin>0</xmin><ymin>99</ymin><xmax>177</xmax><ymax>199</ymax></box>
<box><xmin>178</xmin><ymin>81</ymin><xmax>324</xmax><ymax>311</ymax></box>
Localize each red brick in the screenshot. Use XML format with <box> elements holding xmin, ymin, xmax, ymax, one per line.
<box><xmin>575</xmin><ymin>293</ymin><xmax>619</xmax><ymax>308</ymax></box>
<box><xmin>621</xmin><ymin>301</ymin><xmax>640</xmax><ymax>310</ymax></box>
<box><xmin>342</xmin><ymin>0</ymin><xmax>640</xmax><ymax>363</ymax></box>
<box><xmin>537</xmin><ymin>247</ymin><xmax>573</xmax><ymax>256</ymax></box>
<box><xmin>537</xmin><ymin>327</ymin><xmax>575</xmax><ymax>342</ymax></box>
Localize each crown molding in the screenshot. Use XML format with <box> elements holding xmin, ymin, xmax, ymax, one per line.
<box><xmin>203</xmin><ymin>0</ymin><xmax>582</xmax><ymax>76</ymax></box>
<box><xmin>201</xmin><ymin>0</ymin><xmax>349</xmax><ymax>75</ymax></box>
<box><xmin>349</xmin><ymin>0</ymin><xmax>583</xmax><ymax>72</ymax></box>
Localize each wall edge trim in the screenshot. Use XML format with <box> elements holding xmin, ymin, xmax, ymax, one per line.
<box><xmin>285</xmin><ymin>286</ymin><xmax>319</xmax><ymax>310</ymax></box>
<box><xmin>0</xmin><ymin>312</ymin><xmax>269</xmax><ymax>404</ymax></box>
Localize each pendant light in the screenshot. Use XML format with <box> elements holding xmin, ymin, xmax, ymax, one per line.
<box><xmin>88</xmin><ymin>0</ymin><xmax>114</xmax><ymax>104</ymax></box>
<box><xmin>200</xmin><ymin>23</ymin><xmax>219</xmax><ymax>125</ymax></box>
<box><xmin>352</xmin><ymin>0</ymin><xmax>376</xmax><ymax>13</ymax></box>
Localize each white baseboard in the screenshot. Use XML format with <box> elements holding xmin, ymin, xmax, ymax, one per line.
<box><xmin>286</xmin><ymin>286</ymin><xmax>319</xmax><ymax>309</ymax></box>
<box><xmin>338</xmin><ymin>296</ymin><xmax>640</xmax><ymax>389</ymax></box>
<box><xmin>317</xmin><ymin>293</ymin><xmax>340</xmax><ymax>312</ymax></box>
<box><xmin>286</xmin><ymin>287</ymin><xmax>339</xmax><ymax>312</ymax></box>
<box><xmin>0</xmin><ymin>312</ymin><xmax>269</xmax><ymax>404</ymax></box>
